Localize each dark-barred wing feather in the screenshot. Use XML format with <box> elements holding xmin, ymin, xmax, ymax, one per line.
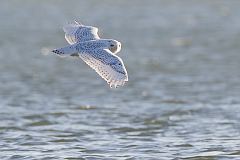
<box><xmin>78</xmin><ymin>48</ymin><xmax>128</xmax><ymax>88</ymax></box>
<box><xmin>63</xmin><ymin>21</ymin><xmax>100</xmax><ymax>44</ymax></box>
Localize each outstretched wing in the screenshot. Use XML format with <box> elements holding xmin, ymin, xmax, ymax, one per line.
<box><xmin>63</xmin><ymin>21</ymin><xmax>100</xmax><ymax>44</ymax></box>
<box><xmin>79</xmin><ymin>48</ymin><xmax>128</xmax><ymax>88</ymax></box>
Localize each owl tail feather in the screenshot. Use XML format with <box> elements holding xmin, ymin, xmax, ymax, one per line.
<box><xmin>52</xmin><ymin>44</ymin><xmax>78</xmax><ymax>57</ymax></box>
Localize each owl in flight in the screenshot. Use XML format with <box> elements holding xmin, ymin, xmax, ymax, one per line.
<box><xmin>52</xmin><ymin>21</ymin><xmax>128</xmax><ymax>88</ymax></box>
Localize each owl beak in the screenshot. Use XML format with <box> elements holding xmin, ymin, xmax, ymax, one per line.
<box><xmin>114</xmin><ymin>42</ymin><xmax>121</xmax><ymax>53</ymax></box>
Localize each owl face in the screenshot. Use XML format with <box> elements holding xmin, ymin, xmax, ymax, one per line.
<box><xmin>108</xmin><ymin>40</ymin><xmax>121</xmax><ymax>54</ymax></box>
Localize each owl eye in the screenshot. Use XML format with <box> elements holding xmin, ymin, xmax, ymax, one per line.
<box><xmin>110</xmin><ymin>44</ymin><xmax>114</xmax><ymax>47</ymax></box>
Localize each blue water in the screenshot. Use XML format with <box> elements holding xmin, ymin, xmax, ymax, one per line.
<box><xmin>0</xmin><ymin>0</ymin><xmax>240</xmax><ymax>159</ymax></box>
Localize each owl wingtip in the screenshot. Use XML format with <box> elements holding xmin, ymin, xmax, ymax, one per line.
<box><xmin>74</xmin><ymin>20</ymin><xmax>83</xmax><ymax>26</ymax></box>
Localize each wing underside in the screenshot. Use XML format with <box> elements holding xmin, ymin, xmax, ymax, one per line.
<box><xmin>78</xmin><ymin>50</ymin><xmax>128</xmax><ymax>88</ymax></box>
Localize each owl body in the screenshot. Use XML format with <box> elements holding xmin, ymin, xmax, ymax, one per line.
<box><xmin>75</xmin><ymin>39</ymin><xmax>120</xmax><ymax>53</ymax></box>
<box><xmin>52</xmin><ymin>21</ymin><xmax>128</xmax><ymax>88</ymax></box>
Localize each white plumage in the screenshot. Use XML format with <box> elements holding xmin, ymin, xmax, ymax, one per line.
<box><xmin>52</xmin><ymin>21</ymin><xmax>128</xmax><ymax>88</ymax></box>
<box><xmin>63</xmin><ymin>21</ymin><xmax>100</xmax><ymax>44</ymax></box>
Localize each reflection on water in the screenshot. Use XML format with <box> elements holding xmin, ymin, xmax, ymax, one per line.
<box><xmin>0</xmin><ymin>0</ymin><xmax>240</xmax><ymax>159</ymax></box>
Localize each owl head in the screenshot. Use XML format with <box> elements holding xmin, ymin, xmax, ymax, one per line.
<box><xmin>107</xmin><ymin>39</ymin><xmax>121</xmax><ymax>54</ymax></box>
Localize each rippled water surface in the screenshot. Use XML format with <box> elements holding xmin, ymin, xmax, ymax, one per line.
<box><xmin>0</xmin><ymin>0</ymin><xmax>240</xmax><ymax>159</ymax></box>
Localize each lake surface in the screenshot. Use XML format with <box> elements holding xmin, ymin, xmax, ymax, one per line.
<box><xmin>0</xmin><ymin>0</ymin><xmax>240</xmax><ymax>159</ymax></box>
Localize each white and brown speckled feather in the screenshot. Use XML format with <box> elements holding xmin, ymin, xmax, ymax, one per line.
<box><xmin>63</xmin><ymin>22</ymin><xmax>99</xmax><ymax>44</ymax></box>
<box><xmin>78</xmin><ymin>49</ymin><xmax>128</xmax><ymax>88</ymax></box>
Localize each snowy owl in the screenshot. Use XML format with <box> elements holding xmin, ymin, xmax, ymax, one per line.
<box><xmin>52</xmin><ymin>21</ymin><xmax>128</xmax><ymax>88</ymax></box>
